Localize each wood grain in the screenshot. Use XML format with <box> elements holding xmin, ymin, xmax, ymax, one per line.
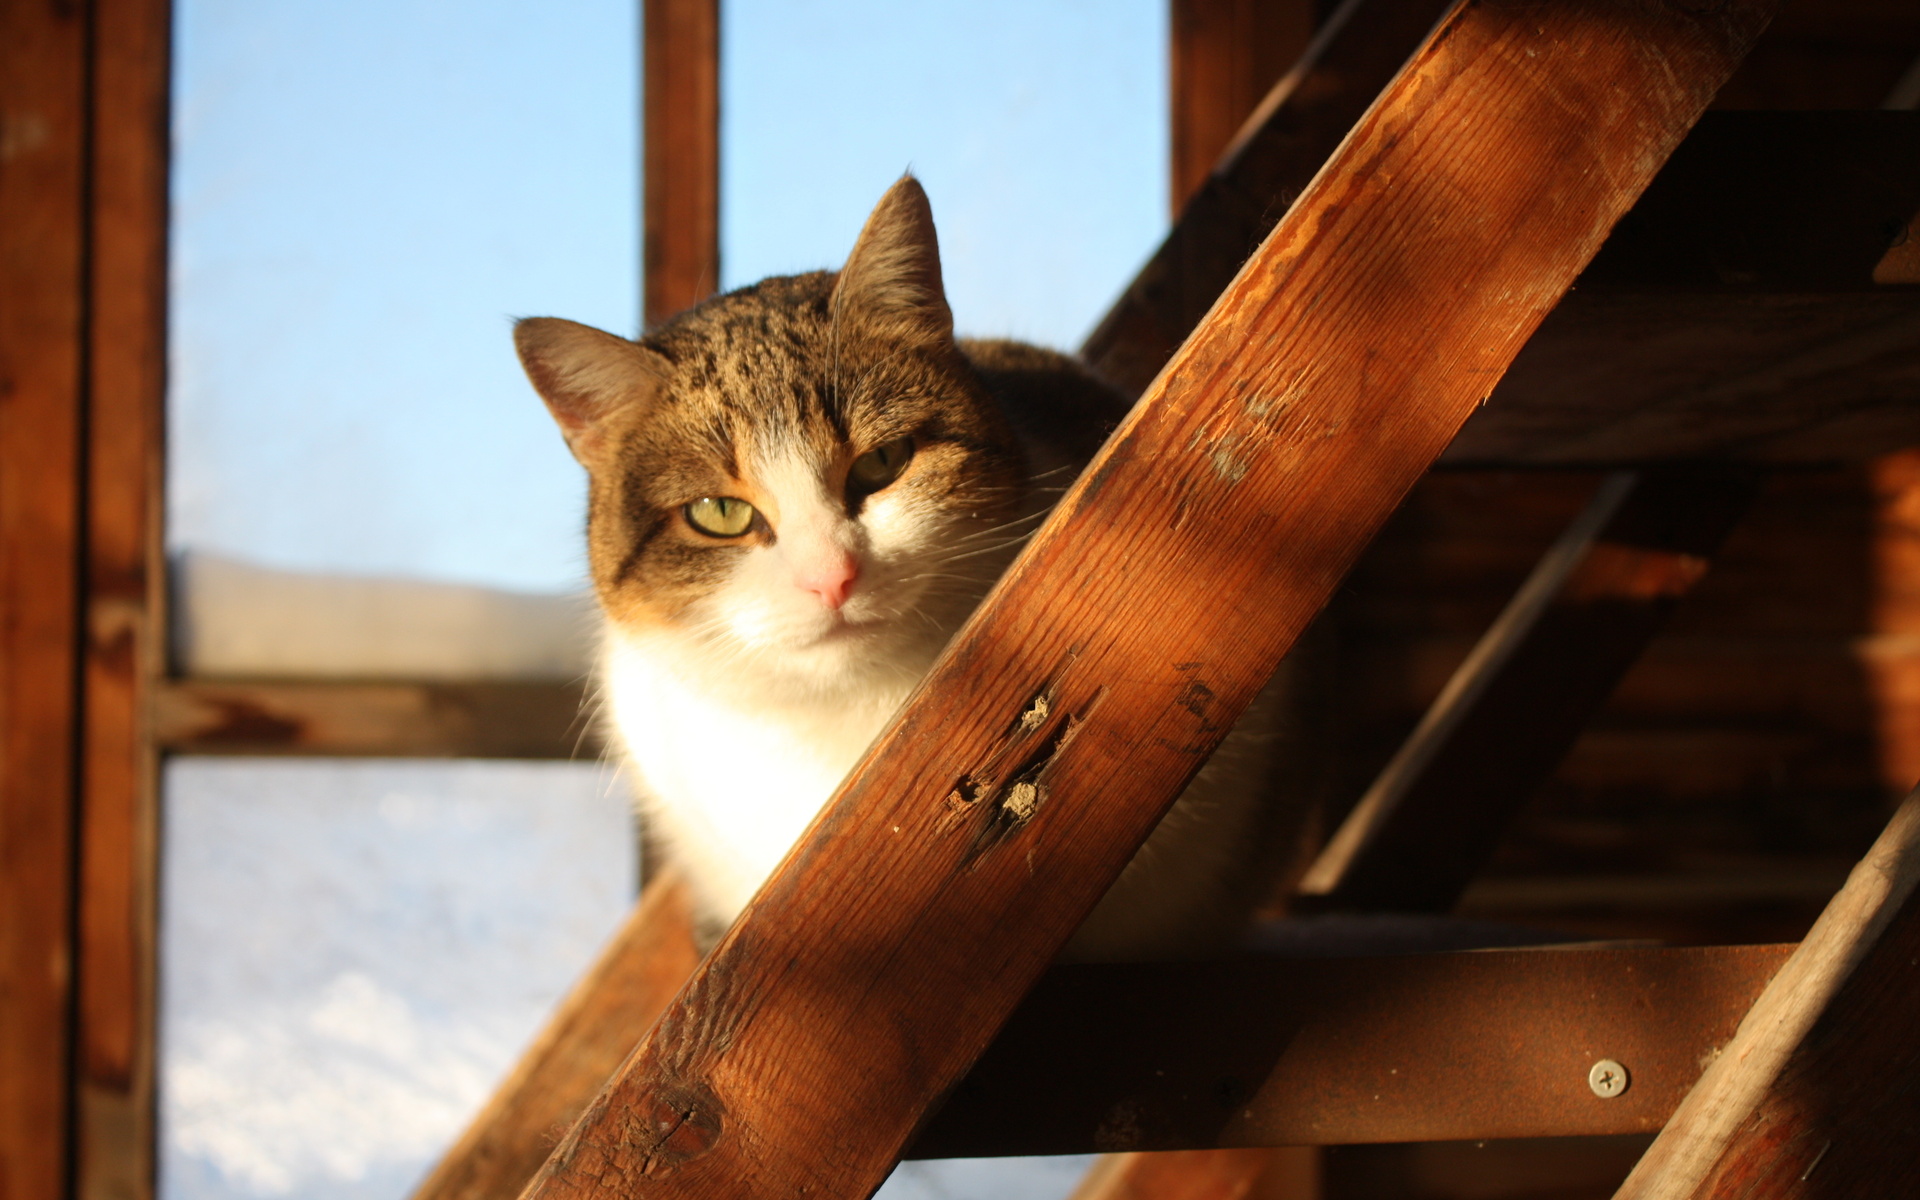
<box><xmin>643</xmin><ymin>0</ymin><xmax>719</xmax><ymax>327</ymax></box>
<box><xmin>520</xmin><ymin>5</ymin><xmax>1778</xmax><ymax>1198</ymax></box>
<box><xmin>1612</xmin><ymin>788</ymin><xmax>1920</xmax><ymax>1199</ymax></box>
<box><xmin>412</xmin><ymin>870</ymin><xmax>701</xmax><ymax>1200</ymax></box>
<box><xmin>0</xmin><ymin>2</ymin><xmax>90</xmax><ymax>1197</ymax></box>
<box><xmin>75</xmin><ymin>1</ymin><xmax>172</xmax><ymax>1196</ymax></box>
<box><xmin>1298</xmin><ymin>469</ymin><xmax>1759</xmax><ymax>912</ymax></box>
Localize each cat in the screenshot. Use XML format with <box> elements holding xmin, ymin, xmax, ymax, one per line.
<box><xmin>515</xmin><ymin>176</ymin><xmax>1314</xmax><ymax>960</ymax></box>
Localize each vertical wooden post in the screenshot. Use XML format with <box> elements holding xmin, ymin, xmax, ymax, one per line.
<box><xmin>0</xmin><ymin>2</ymin><xmax>90</xmax><ymax>1199</ymax></box>
<box><xmin>1169</xmin><ymin>0</ymin><xmax>1315</xmax><ymax>215</ymax></box>
<box><xmin>644</xmin><ymin>0</ymin><xmax>721</xmax><ymax>327</ymax></box>
<box><xmin>76</xmin><ymin>1</ymin><xmax>172</xmax><ymax>1198</ymax></box>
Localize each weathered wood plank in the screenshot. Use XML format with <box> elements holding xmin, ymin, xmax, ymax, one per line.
<box><xmin>0</xmin><ymin>1</ymin><xmax>90</xmax><ymax>1197</ymax></box>
<box><xmin>75</xmin><ymin>2</ymin><xmax>172</xmax><ymax>1197</ymax></box>
<box><xmin>153</xmin><ymin>679</ymin><xmax>600</xmax><ymax>759</ymax></box>
<box><xmin>1169</xmin><ymin>0</ymin><xmax>1314</xmax><ymax>214</ymax></box>
<box><xmin>643</xmin><ymin>0</ymin><xmax>719</xmax><ymax>326</ymax></box>
<box><xmin>522</xmin><ymin>6</ymin><xmax>1777</xmax><ymax>1198</ymax></box>
<box><xmin>411</xmin><ymin>870</ymin><xmax>700</xmax><ymax>1200</ymax></box>
<box><xmin>909</xmin><ymin>943</ymin><xmax>1792</xmax><ymax>1157</ymax></box>
<box><xmin>1612</xmin><ymin>789</ymin><xmax>1920</xmax><ymax>1199</ymax></box>
<box><xmin>1297</xmin><ymin>469</ymin><xmax>1759</xmax><ymax>912</ymax></box>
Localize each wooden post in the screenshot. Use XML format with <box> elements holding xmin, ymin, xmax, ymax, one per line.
<box><xmin>1170</xmin><ymin>0</ymin><xmax>1315</xmax><ymax>215</ymax></box>
<box><xmin>0</xmin><ymin>1</ymin><xmax>90</xmax><ymax>1197</ymax></box>
<box><xmin>1298</xmin><ymin>469</ymin><xmax>1759</xmax><ymax>912</ymax></box>
<box><xmin>1613</xmin><ymin>788</ymin><xmax>1920</xmax><ymax>1198</ymax></box>
<box><xmin>1070</xmin><ymin>1148</ymin><xmax>1318</xmax><ymax>1200</ymax></box>
<box><xmin>411</xmin><ymin>870</ymin><xmax>701</xmax><ymax>1200</ymax></box>
<box><xmin>519</xmin><ymin>5</ymin><xmax>1779</xmax><ymax>1198</ymax></box>
<box><xmin>75</xmin><ymin>2</ymin><xmax>172</xmax><ymax>1198</ymax></box>
<box><xmin>644</xmin><ymin>0</ymin><xmax>720</xmax><ymax>327</ymax></box>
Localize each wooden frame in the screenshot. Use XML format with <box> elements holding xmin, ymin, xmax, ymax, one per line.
<box><xmin>515</xmin><ymin>5</ymin><xmax>1778</xmax><ymax>1198</ymax></box>
<box><xmin>1</xmin><ymin>3</ymin><xmax>171</xmax><ymax>1200</ymax></box>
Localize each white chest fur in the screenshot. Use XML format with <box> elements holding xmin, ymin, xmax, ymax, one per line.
<box><xmin>603</xmin><ymin>630</ymin><xmax>915</xmax><ymax>922</ymax></box>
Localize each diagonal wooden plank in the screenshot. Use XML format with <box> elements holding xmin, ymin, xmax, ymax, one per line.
<box><xmin>411</xmin><ymin>870</ymin><xmax>701</xmax><ymax>1200</ymax></box>
<box><xmin>1612</xmin><ymin>788</ymin><xmax>1920</xmax><ymax>1199</ymax></box>
<box><xmin>1296</xmin><ymin>468</ymin><xmax>1760</xmax><ymax>913</ymax></box>
<box><xmin>520</xmin><ymin>5</ymin><xmax>1780</xmax><ymax>1199</ymax></box>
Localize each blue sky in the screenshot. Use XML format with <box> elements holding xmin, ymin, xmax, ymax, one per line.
<box><xmin>167</xmin><ymin>0</ymin><xmax>1167</xmax><ymax>593</ymax></box>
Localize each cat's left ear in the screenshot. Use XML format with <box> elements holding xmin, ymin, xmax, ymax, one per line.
<box><xmin>514</xmin><ymin>317</ymin><xmax>671</xmax><ymax>470</ymax></box>
<box><xmin>833</xmin><ymin>174</ymin><xmax>954</xmax><ymax>346</ymax></box>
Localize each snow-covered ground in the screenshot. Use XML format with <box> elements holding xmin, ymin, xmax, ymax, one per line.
<box><xmin>160</xmin><ymin>758</ymin><xmax>1092</xmax><ymax>1200</ymax></box>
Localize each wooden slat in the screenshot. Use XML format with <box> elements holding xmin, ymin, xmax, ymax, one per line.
<box><xmin>0</xmin><ymin>1</ymin><xmax>90</xmax><ymax>1197</ymax></box>
<box><xmin>411</xmin><ymin>869</ymin><xmax>701</xmax><ymax>1200</ymax></box>
<box><xmin>153</xmin><ymin>679</ymin><xmax>599</xmax><ymax>759</ymax></box>
<box><xmin>75</xmin><ymin>2</ymin><xmax>171</xmax><ymax>1197</ymax></box>
<box><xmin>1297</xmin><ymin>469</ymin><xmax>1759</xmax><ymax>912</ymax></box>
<box><xmin>643</xmin><ymin>0</ymin><xmax>719</xmax><ymax>327</ymax></box>
<box><xmin>520</xmin><ymin>6</ymin><xmax>1777</xmax><ymax>1198</ymax></box>
<box><xmin>1169</xmin><ymin>0</ymin><xmax>1314</xmax><ymax>214</ymax></box>
<box><xmin>1086</xmin><ymin>0</ymin><xmax>1453</xmax><ymax>396</ymax></box>
<box><xmin>910</xmin><ymin>943</ymin><xmax>1792</xmax><ymax>1157</ymax></box>
<box><xmin>1613</xmin><ymin>789</ymin><xmax>1920</xmax><ymax>1198</ymax></box>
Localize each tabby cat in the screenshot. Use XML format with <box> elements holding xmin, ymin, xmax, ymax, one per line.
<box><xmin>515</xmin><ymin>177</ymin><xmax>1307</xmax><ymax>960</ymax></box>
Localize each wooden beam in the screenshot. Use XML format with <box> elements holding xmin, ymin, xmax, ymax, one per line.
<box><xmin>1445</xmin><ymin>112</ymin><xmax>1920</xmax><ymax>465</ymax></box>
<box><xmin>75</xmin><ymin>2</ymin><xmax>172</xmax><ymax>1197</ymax></box>
<box><xmin>411</xmin><ymin>869</ymin><xmax>701</xmax><ymax>1200</ymax></box>
<box><xmin>1297</xmin><ymin>469</ymin><xmax>1759</xmax><ymax>913</ymax></box>
<box><xmin>1087</xmin><ymin>0</ymin><xmax>1454</xmax><ymax>396</ymax></box>
<box><xmin>644</xmin><ymin>0</ymin><xmax>719</xmax><ymax>327</ymax></box>
<box><xmin>0</xmin><ymin>0</ymin><xmax>90</xmax><ymax>1196</ymax></box>
<box><xmin>1104</xmin><ymin>50</ymin><xmax>1920</xmax><ymax>465</ymax></box>
<box><xmin>910</xmin><ymin>943</ymin><xmax>1792</xmax><ymax>1157</ymax></box>
<box><xmin>1169</xmin><ymin>0</ymin><xmax>1315</xmax><ymax>214</ymax></box>
<box><xmin>1613</xmin><ymin>789</ymin><xmax>1920</xmax><ymax>1198</ymax></box>
<box><xmin>520</xmin><ymin>6</ymin><xmax>1778</xmax><ymax>1198</ymax></box>
<box><xmin>153</xmin><ymin>679</ymin><xmax>600</xmax><ymax>759</ymax></box>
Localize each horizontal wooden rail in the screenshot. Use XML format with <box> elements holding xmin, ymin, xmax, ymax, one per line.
<box><xmin>910</xmin><ymin>941</ymin><xmax>1792</xmax><ymax>1157</ymax></box>
<box><xmin>154</xmin><ymin>679</ymin><xmax>598</xmax><ymax>759</ymax></box>
<box><xmin>517</xmin><ymin>5</ymin><xmax>1778</xmax><ymax>1198</ymax></box>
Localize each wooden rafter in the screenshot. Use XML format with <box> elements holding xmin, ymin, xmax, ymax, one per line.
<box><xmin>514</xmin><ymin>5</ymin><xmax>1778</xmax><ymax>1197</ymax></box>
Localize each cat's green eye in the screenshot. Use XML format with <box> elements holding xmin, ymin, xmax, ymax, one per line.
<box><xmin>849</xmin><ymin>437</ymin><xmax>914</xmax><ymax>491</ymax></box>
<box><xmin>684</xmin><ymin>496</ymin><xmax>756</xmax><ymax>538</ymax></box>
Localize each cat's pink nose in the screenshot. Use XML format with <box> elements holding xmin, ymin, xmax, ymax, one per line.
<box><xmin>797</xmin><ymin>553</ymin><xmax>859</xmax><ymax>610</ymax></box>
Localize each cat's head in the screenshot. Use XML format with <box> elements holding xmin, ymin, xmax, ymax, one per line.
<box><xmin>516</xmin><ymin>176</ymin><xmax>1028</xmax><ymax>697</ymax></box>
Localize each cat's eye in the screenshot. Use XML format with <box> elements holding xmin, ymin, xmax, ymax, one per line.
<box><xmin>683</xmin><ymin>496</ymin><xmax>756</xmax><ymax>538</ymax></box>
<box><xmin>848</xmin><ymin>437</ymin><xmax>914</xmax><ymax>492</ymax></box>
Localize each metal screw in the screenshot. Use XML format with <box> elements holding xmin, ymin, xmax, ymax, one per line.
<box><xmin>1588</xmin><ymin>1059</ymin><xmax>1629</xmax><ymax>1099</ymax></box>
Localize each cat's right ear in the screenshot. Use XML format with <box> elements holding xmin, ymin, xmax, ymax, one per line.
<box><xmin>514</xmin><ymin>318</ymin><xmax>670</xmax><ymax>469</ymax></box>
